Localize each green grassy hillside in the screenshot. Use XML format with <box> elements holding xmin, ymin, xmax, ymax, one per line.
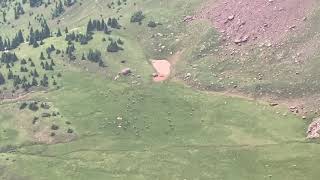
<box><xmin>0</xmin><ymin>0</ymin><xmax>320</xmax><ymax>179</ymax></box>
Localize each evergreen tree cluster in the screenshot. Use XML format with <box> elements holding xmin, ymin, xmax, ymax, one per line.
<box><xmin>51</xmin><ymin>0</ymin><xmax>76</xmax><ymax>18</ymax></box>
<box><xmin>0</xmin><ymin>51</ymin><xmax>59</xmax><ymax>91</ymax></box>
<box><xmin>46</xmin><ymin>44</ymin><xmax>56</xmax><ymax>55</ymax></box>
<box><xmin>30</xmin><ymin>0</ymin><xmax>43</xmax><ymax>7</ymax></box>
<box><xmin>28</xmin><ymin>20</ymin><xmax>51</xmax><ymax>48</ymax></box>
<box><xmin>66</xmin><ymin>43</ymin><xmax>76</xmax><ymax>60</ymax></box>
<box><xmin>107</xmin><ymin>38</ymin><xmax>123</xmax><ymax>53</ymax></box>
<box><xmin>40</xmin><ymin>59</ymin><xmax>55</xmax><ymax>71</ymax></box>
<box><xmin>107</xmin><ymin>17</ymin><xmax>121</xmax><ymax>29</ymax></box>
<box><xmin>64</xmin><ymin>0</ymin><xmax>77</xmax><ymax>7</ymax></box>
<box><xmin>65</xmin><ymin>32</ymin><xmax>92</xmax><ymax>45</ymax></box>
<box><xmin>14</xmin><ymin>2</ymin><xmax>25</xmax><ymax>19</ymax></box>
<box><xmin>0</xmin><ymin>30</ymin><xmax>24</xmax><ymax>51</ymax></box>
<box><xmin>86</xmin><ymin>18</ymin><xmax>112</xmax><ymax>35</ymax></box>
<box><xmin>0</xmin><ymin>52</ymin><xmax>18</xmax><ymax>64</ymax></box>
<box><xmin>52</xmin><ymin>0</ymin><xmax>64</xmax><ymax>18</ymax></box>
<box><xmin>5</xmin><ymin>64</ymin><xmax>54</xmax><ymax>90</ymax></box>
<box><xmin>86</xmin><ymin>49</ymin><xmax>105</xmax><ymax>67</ymax></box>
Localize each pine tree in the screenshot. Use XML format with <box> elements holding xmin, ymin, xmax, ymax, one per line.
<box><xmin>40</xmin><ymin>52</ymin><xmax>45</xmax><ymax>60</ymax></box>
<box><xmin>57</xmin><ymin>28</ymin><xmax>62</xmax><ymax>37</ymax></box>
<box><xmin>0</xmin><ymin>72</ymin><xmax>5</xmax><ymax>85</ymax></box>
<box><xmin>2</xmin><ymin>12</ymin><xmax>6</xmax><ymax>22</ymax></box>
<box><xmin>117</xmin><ymin>38</ymin><xmax>124</xmax><ymax>45</ymax></box>
<box><xmin>52</xmin><ymin>0</ymin><xmax>64</xmax><ymax>18</ymax></box>
<box><xmin>40</xmin><ymin>74</ymin><xmax>49</xmax><ymax>87</ymax></box>
<box><xmin>18</xmin><ymin>30</ymin><xmax>24</xmax><ymax>43</ymax></box>
<box><xmin>50</xmin><ymin>59</ymin><xmax>55</xmax><ymax>66</ymax></box>
<box><xmin>29</xmin><ymin>28</ymin><xmax>35</xmax><ymax>45</ymax></box>
<box><xmin>14</xmin><ymin>7</ymin><xmax>19</xmax><ymax>19</ymax></box>
<box><xmin>110</xmin><ymin>18</ymin><xmax>120</xmax><ymax>29</ymax></box>
<box><xmin>45</xmin><ymin>61</ymin><xmax>50</xmax><ymax>70</ymax></box>
<box><xmin>64</xmin><ymin>27</ymin><xmax>69</xmax><ymax>33</ymax></box>
<box><xmin>0</xmin><ymin>36</ymin><xmax>3</xmax><ymax>51</ymax></box>
<box><xmin>58</xmin><ymin>0</ymin><xmax>64</xmax><ymax>14</ymax></box>
<box><xmin>33</xmin><ymin>41</ymin><xmax>39</xmax><ymax>48</ymax></box>
<box><xmin>21</xmin><ymin>59</ymin><xmax>27</xmax><ymax>65</ymax></box>
<box><xmin>101</xmin><ymin>19</ymin><xmax>106</xmax><ymax>30</ymax></box>
<box><xmin>98</xmin><ymin>59</ymin><xmax>105</xmax><ymax>67</ymax></box>
<box><xmin>41</xmin><ymin>20</ymin><xmax>51</xmax><ymax>38</ymax></box>
<box><xmin>104</xmin><ymin>26</ymin><xmax>110</xmax><ymax>34</ymax></box>
<box><xmin>86</xmin><ymin>19</ymin><xmax>93</xmax><ymax>34</ymax></box>
<box><xmin>31</xmin><ymin>77</ymin><xmax>38</xmax><ymax>86</ymax></box>
<box><xmin>81</xmin><ymin>53</ymin><xmax>86</xmax><ymax>60</ymax></box>
<box><xmin>107</xmin><ymin>18</ymin><xmax>112</xmax><ymax>26</ymax></box>
<box><xmin>33</xmin><ymin>69</ymin><xmax>39</xmax><ymax>77</ymax></box>
<box><xmin>17</xmin><ymin>3</ymin><xmax>25</xmax><ymax>15</ymax></box>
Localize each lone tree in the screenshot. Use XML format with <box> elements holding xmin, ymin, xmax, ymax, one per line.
<box><xmin>56</xmin><ymin>28</ymin><xmax>62</xmax><ymax>37</ymax></box>
<box><xmin>40</xmin><ymin>52</ymin><xmax>46</xmax><ymax>60</ymax></box>
<box><xmin>0</xmin><ymin>72</ymin><xmax>5</xmax><ymax>85</ymax></box>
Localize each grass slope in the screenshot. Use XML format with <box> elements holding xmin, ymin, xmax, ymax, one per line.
<box><xmin>0</xmin><ymin>66</ymin><xmax>316</xmax><ymax>180</ymax></box>
<box><xmin>0</xmin><ymin>0</ymin><xmax>320</xmax><ymax>179</ymax></box>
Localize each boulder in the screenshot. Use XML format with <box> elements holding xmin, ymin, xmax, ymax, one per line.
<box><xmin>121</xmin><ymin>68</ymin><xmax>131</xmax><ymax>76</ymax></box>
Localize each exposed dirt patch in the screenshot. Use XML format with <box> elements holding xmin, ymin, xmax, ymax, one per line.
<box><xmin>151</xmin><ymin>60</ymin><xmax>171</xmax><ymax>82</ymax></box>
<box><xmin>196</xmin><ymin>0</ymin><xmax>316</xmax><ymax>45</ymax></box>
<box><xmin>33</xmin><ymin>126</ymin><xmax>77</xmax><ymax>145</ymax></box>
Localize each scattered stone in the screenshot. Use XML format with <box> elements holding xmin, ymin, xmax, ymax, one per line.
<box><xmin>114</xmin><ymin>75</ymin><xmax>120</xmax><ymax>80</ymax></box>
<box><xmin>183</xmin><ymin>15</ymin><xmax>195</xmax><ymax>22</ymax></box>
<box><xmin>157</xmin><ymin>33</ymin><xmax>163</xmax><ymax>37</ymax></box>
<box><xmin>269</xmin><ymin>103</ymin><xmax>279</xmax><ymax>107</ymax></box>
<box><xmin>289</xmin><ymin>25</ymin><xmax>297</xmax><ymax>30</ymax></box>
<box><xmin>185</xmin><ymin>73</ymin><xmax>192</xmax><ymax>79</ymax></box>
<box><xmin>152</xmin><ymin>73</ymin><xmax>158</xmax><ymax>77</ymax></box>
<box><xmin>120</xmin><ymin>68</ymin><xmax>131</xmax><ymax>76</ymax></box>
<box><xmin>234</xmin><ymin>38</ymin><xmax>242</xmax><ymax>44</ymax></box>
<box><xmin>228</xmin><ymin>15</ymin><xmax>235</xmax><ymax>20</ymax></box>
<box><xmin>307</xmin><ymin>118</ymin><xmax>320</xmax><ymax>139</ymax></box>
<box><xmin>196</xmin><ymin>0</ymin><xmax>313</xmax><ymax>45</ymax></box>
<box><xmin>41</xmin><ymin>113</ymin><xmax>51</xmax><ymax>118</ymax></box>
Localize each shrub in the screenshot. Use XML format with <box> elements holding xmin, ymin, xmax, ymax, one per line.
<box><xmin>147</xmin><ymin>21</ymin><xmax>157</xmax><ymax>28</ymax></box>
<box><xmin>67</xmin><ymin>128</ymin><xmax>74</xmax><ymax>133</ymax></box>
<box><xmin>28</xmin><ymin>102</ymin><xmax>39</xmax><ymax>111</ymax></box>
<box><xmin>19</xmin><ymin>102</ymin><xmax>28</xmax><ymax>110</ymax></box>
<box><xmin>130</xmin><ymin>11</ymin><xmax>145</xmax><ymax>23</ymax></box>
<box><xmin>51</xmin><ymin>124</ymin><xmax>59</xmax><ymax>130</ymax></box>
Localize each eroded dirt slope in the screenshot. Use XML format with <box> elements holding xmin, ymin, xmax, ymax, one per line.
<box><xmin>196</xmin><ymin>0</ymin><xmax>316</xmax><ymax>45</ymax></box>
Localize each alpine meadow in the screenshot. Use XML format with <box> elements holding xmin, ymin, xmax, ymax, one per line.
<box><xmin>1</xmin><ymin>0</ymin><xmax>320</xmax><ymax>179</ymax></box>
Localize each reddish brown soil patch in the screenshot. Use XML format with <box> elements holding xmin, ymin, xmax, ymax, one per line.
<box><xmin>151</xmin><ymin>60</ymin><xmax>171</xmax><ymax>82</ymax></box>
<box><xmin>196</xmin><ymin>0</ymin><xmax>315</xmax><ymax>44</ymax></box>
